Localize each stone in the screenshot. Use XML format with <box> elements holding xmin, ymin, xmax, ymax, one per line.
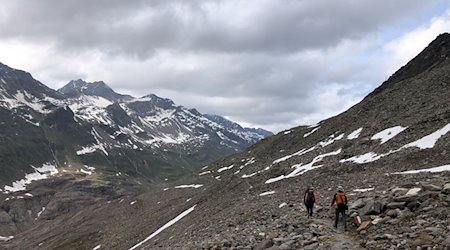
<box><xmin>362</xmin><ymin>200</ymin><xmax>383</xmax><ymax>215</ymax></box>
<box><xmin>386</xmin><ymin>201</ymin><xmax>406</xmax><ymax>209</ymax></box>
<box><xmin>371</xmin><ymin>216</ymin><xmax>383</xmax><ymax>225</ymax></box>
<box><xmin>386</xmin><ymin>209</ymin><xmax>398</xmax><ymax>218</ymax></box>
<box><xmin>421</xmin><ymin>184</ymin><xmax>441</xmax><ymax>192</ymax></box>
<box><xmin>391</xmin><ymin>187</ymin><xmax>408</xmax><ymax>195</ymax></box>
<box><xmin>349</xmin><ymin>198</ymin><xmax>366</xmax><ymax>210</ymax></box>
<box><xmin>254</xmin><ymin>239</ymin><xmax>273</xmax><ymax>250</ymax></box>
<box><xmin>405</xmin><ymin>188</ymin><xmax>421</xmax><ymax>197</ymax></box>
<box><xmin>359</xmin><ymin>230</ymin><xmax>367</xmax><ymax>237</ymax></box>
<box><xmin>318</xmin><ymin>235</ymin><xmax>332</xmax><ymax>241</ymax></box>
<box><xmin>303</xmin><ymin>242</ymin><xmax>319</xmax><ymax>250</ymax></box>
<box><xmin>374</xmin><ymin>234</ymin><xmax>388</xmax><ymax>240</ymax></box>
<box><xmin>221</xmin><ymin>239</ymin><xmax>231</xmax><ymax>247</ymax></box>
<box><xmin>425</xmin><ymin>227</ymin><xmax>444</xmax><ymax>236</ymax></box>
<box><xmin>357</xmin><ymin>221</ymin><xmax>371</xmax><ymax>231</ymax></box>
<box><xmin>407</xmin><ymin>201</ymin><xmax>421</xmax><ymax>211</ymax></box>
<box><xmin>444</xmin><ymin>235</ymin><xmax>450</xmax><ymax>246</ymax></box>
<box><xmin>443</xmin><ymin>183</ymin><xmax>450</xmax><ymax>194</ymax></box>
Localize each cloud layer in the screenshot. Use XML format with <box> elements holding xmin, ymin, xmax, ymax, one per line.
<box><xmin>0</xmin><ymin>0</ymin><xmax>449</xmax><ymax>132</ymax></box>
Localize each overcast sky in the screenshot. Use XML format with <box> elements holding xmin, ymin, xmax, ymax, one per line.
<box><xmin>0</xmin><ymin>0</ymin><xmax>449</xmax><ymax>132</ymax></box>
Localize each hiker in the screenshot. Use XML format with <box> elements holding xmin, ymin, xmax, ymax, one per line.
<box><xmin>331</xmin><ymin>186</ymin><xmax>348</xmax><ymax>230</ymax></box>
<box><xmin>304</xmin><ymin>186</ymin><xmax>318</xmax><ymax>218</ymax></box>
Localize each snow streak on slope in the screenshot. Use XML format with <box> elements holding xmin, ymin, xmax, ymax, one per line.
<box><xmin>272</xmin><ymin>147</ymin><xmax>316</xmax><ymax>165</ymax></box>
<box><xmin>403</xmin><ymin>123</ymin><xmax>450</xmax><ymax>149</ymax></box>
<box><xmin>174</xmin><ymin>184</ymin><xmax>203</xmax><ymax>189</ymax></box>
<box><xmin>128</xmin><ymin>205</ymin><xmax>196</xmax><ymax>250</ymax></box>
<box><xmin>303</xmin><ymin>127</ymin><xmax>320</xmax><ymax>137</ymax></box>
<box><xmin>393</xmin><ymin>164</ymin><xmax>450</xmax><ymax>174</ymax></box>
<box><xmin>371</xmin><ymin>126</ymin><xmax>407</xmax><ymax>144</ymax></box>
<box><xmin>259</xmin><ymin>191</ymin><xmax>276</xmax><ymax>196</ymax></box>
<box><xmin>217</xmin><ymin>164</ymin><xmax>234</xmax><ymax>173</ymax></box>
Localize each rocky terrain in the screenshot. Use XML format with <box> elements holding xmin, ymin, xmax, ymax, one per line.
<box><xmin>1</xmin><ymin>33</ymin><xmax>450</xmax><ymax>249</ymax></box>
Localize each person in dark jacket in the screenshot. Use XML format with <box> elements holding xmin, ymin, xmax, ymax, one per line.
<box><xmin>304</xmin><ymin>186</ymin><xmax>318</xmax><ymax>218</ymax></box>
<box><xmin>331</xmin><ymin>186</ymin><xmax>348</xmax><ymax>230</ymax></box>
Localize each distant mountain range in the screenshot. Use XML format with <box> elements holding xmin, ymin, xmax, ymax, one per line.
<box><xmin>0</xmin><ymin>65</ymin><xmax>272</xmax><ymax>190</ymax></box>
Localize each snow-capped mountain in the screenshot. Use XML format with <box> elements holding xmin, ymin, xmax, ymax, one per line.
<box><xmin>60</xmin><ymin>79</ymin><xmax>272</xmax><ymax>151</ymax></box>
<box><xmin>0</xmin><ymin>65</ymin><xmax>272</xmax><ymax>190</ymax></box>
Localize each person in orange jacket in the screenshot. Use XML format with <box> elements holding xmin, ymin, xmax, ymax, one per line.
<box><xmin>331</xmin><ymin>186</ymin><xmax>348</xmax><ymax>230</ymax></box>
<box><xmin>304</xmin><ymin>186</ymin><xmax>318</xmax><ymax>218</ymax></box>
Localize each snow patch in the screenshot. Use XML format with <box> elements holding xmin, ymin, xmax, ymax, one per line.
<box><xmin>3</xmin><ymin>163</ymin><xmax>58</xmax><ymax>193</ymax></box>
<box><xmin>198</xmin><ymin>171</ymin><xmax>211</xmax><ymax>176</ymax></box>
<box><xmin>371</xmin><ymin>126</ymin><xmax>407</xmax><ymax>144</ymax></box>
<box><xmin>76</xmin><ymin>146</ymin><xmax>97</xmax><ymax>155</ymax></box>
<box><xmin>319</xmin><ymin>133</ymin><xmax>344</xmax><ymax>147</ymax></box>
<box><xmin>175</xmin><ymin>184</ymin><xmax>203</xmax><ymax>189</ymax></box>
<box><xmin>93</xmin><ymin>245</ymin><xmax>102</xmax><ymax>250</ymax></box>
<box><xmin>242</xmin><ymin>172</ymin><xmax>257</xmax><ymax>178</ymax></box>
<box><xmin>353</xmin><ymin>188</ymin><xmax>374</xmax><ymax>192</ymax></box>
<box><xmin>37</xmin><ymin>207</ymin><xmax>45</xmax><ymax>218</ymax></box>
<box><xmin>80</xmin><ymin>169</ymin><xmax>93</xmax><ymax>175</ymax></box>
<box><xmin>279</xmin><ymin>203</ymin><xmax>287</xmax><ymax>208</ymax></box>
<box><xmin>259</xmin><ymin>191</ymin><xmax>276</xmax><ymax>196</ymax></box>
<box><xmin>130</xmin><ymin>201</ymin><xmax>137</xmax><ymax>205</ymax></box>
<box><xmin>217</xmin><ymin>164</ymin><xmax>234</xmax><ymax>173</ymax></box>
<box><xmin>340</xmin><ymin>152</ymin><xmax>382</xmax><ymax>164</ymax></box>
<box><xmin>347</xmin><ymin>127</ymin><xmax>363</xmax><ymax>140</ymax></box>
<box><xmin>0</xmin><ymin>236</ymin><xmax>14</xmax><ymax>242</ymax></box>
<box><xmin>403</xmin><ymin>123</ymin><xmax>450</xmax><ymax>149</ymax></box>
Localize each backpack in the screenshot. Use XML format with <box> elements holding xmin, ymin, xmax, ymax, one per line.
<box><xmin>335</xmin><ymin>192</ymin><xmax>347</xmax><ymax>209</ymax></box>
<box><xmin>306</xmin><ymin>190</ymin><xmax>315</xmax><ymax>203</ymax></box>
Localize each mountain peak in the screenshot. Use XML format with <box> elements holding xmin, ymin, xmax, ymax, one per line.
<box><xmin>59</xmin><ymin>79</ymin><xmax>133</xmax><ymax>102</ymax></box>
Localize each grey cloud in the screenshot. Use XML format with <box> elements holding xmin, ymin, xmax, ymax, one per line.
<box><xmin>0</xmin><ymin>0</ymin><xmax>434</xmax><ymax>57</ymax></box>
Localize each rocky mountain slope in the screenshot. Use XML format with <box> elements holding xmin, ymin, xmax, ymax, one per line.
<box><xmin>1</xmin><ymin>33</ymin><xmax>450</xmax><ymax>249</ymax></box>
<box><xmin>0</xmin><ymin>66</ymin><xmax>271</xmax><ymax>194</ymax></box>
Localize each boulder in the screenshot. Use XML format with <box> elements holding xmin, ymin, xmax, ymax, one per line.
<box><xmin>391</xmin><ymin>187</ymin><xmax>408</xmax><ymax>195</ymax></box>
<box><xmin>386</xmin><ymin>209</ymin><xmax>398</xmax><ymax>218</ymax></box>
<box><xmin>362</xmin><ymin>200</ymin><xmax>383</xmax><ymax>215</ymax></box>
<box><xmin>407</xmin><ymin>201</ymin><xmax>421</xmax><ymax>211</ymax></box>
<box><xmin>421</xmin><ymin>184</ymin><xmax>441</xmax><ymax>192</ymax></box>
<box><xmin>443</xmin><ymin>183</ymin><xmax>450</xmax><ymax>194</ymax></box>
<box><xmin>386</xmin><ymin>202</ymin><xmax>406</xmax><ymax>209</ymax></box>
<box><xmin>255</xmin><ymin>239</ymin><xmax>273</xmax><ymax>250</ymax></box>
<box><xmin>405</xmin><ymin>188</ymin><xmax>421</xmax><ymax>197</ymax></box>
<box><xmin>349</xmin><ymin>198</ymin><xmax>366</xmax><ymax>210</ymax></box>
<box><xmin>371</xmin><ymin>216</ymin><xmax>383</xmax><ymax>225</ymax></box>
